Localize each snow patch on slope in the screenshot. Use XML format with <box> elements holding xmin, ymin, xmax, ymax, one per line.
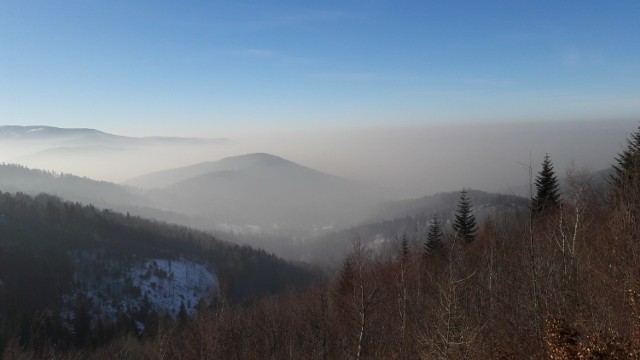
<box><xmin>131</xmin><ymin>258</ymin><xmax>217</xmax><ymax>316</ymax></box>
<box><xmin>63</xmin><ymin>256</ymin><xmax>218</xmax><ymax>322</ymax></box>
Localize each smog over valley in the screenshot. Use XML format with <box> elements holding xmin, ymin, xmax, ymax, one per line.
<box><xmin>1</xmin><ymin>1</ymin><xmax>639</xmax><ymax>358</ymax></box>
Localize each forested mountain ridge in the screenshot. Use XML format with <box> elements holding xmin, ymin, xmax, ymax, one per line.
<box><xmin>369</xmin><ymin>189</ymin><xmax>528</xmax><ymax>223</ymax></box>
<box><xmin>0</xmin><ymin>163</ymin><xmax>206</xmax><ymax>231</ymax></box>
<box><xmin>301</xmin><ymin>189</ymin><xmax>529</xmax><ymax>267</ymax></box>
<box><xmin>0</xmin><ymin>191</ymin><xmax>319</xmax><ymax>354</ymax></box>
<box><xmin>0</xmin><ymin>163</ymin><xmax>143</xmax><ymax>206</ymax></box>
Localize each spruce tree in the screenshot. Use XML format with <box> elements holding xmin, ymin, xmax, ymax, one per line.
<box><xmin>424</xmin><ymin>215</ymin><xmax>444</xmax><ymax>254</ymax></box>
<box><xmin>611</xmin><ymin>126</ymin><xmax>640</xmax><ymax>198</ymax></box>
<box><xmin>532</xmin><ymin>154</ymin><xmax>561</xmax><ymax>214</ymax></box>
<box><xmin>400</xmin><ymin>232</ymin><xmax>409</xmax><ymax>261</ymax></box>
<box><xmin>452</xmin><ymin>190</ymin><xmax>478</xmax><ymax>243</ymax></box>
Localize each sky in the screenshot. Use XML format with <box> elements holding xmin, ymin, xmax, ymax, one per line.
<box><xmin>1</xmin><ymin>1</ymin><xmax>639</xmax><ymax>197</ymax></box>
<box><xmin>1</xmin><ymin>1</ymin><xmax>640</xmax><ymax>136</ymax></box>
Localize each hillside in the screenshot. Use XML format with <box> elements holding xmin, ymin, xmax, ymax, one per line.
<box><xmin>0</xmin><ymin>191</ymin><xmax>319</xmax><ymax>352</ymax></box>
<box><xmin>0</xmin><ymin>164</ymin><xmax>142</xmax><ymax>206</ymax></box>
<box><xmin>302</xmin><ymin>189</ymin><xmax>529</xmax><ymax>267</ymax></box>
<box><xmin>369</xmin><ymin>189</ymin><xmax>528</xmax><ymax>223</ymax></box>
<box><xmin>133</xmin><ymin>153</ymin><xmax>386</xmax><ymax>232</ymax></box>
<box><xmin>126</xmin><ymin>152</ymin><xmax>300</xmax><ymax>189</ymax></box>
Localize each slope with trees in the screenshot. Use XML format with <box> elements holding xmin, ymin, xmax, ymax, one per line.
<box><xmin>301</xmin><ymin>190</ymin><xmax>526</xmax><ymax>269</ymax></box>
<box><xmin>0</xmin><ymin>192</ymin><xmax>320</xmax><ymax>355</ymax></box>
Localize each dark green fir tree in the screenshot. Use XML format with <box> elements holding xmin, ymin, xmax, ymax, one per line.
<box><xmin>532</xmin><ymin>154</ymin><xmax>561</xmax><ymax>214</ymax></box>
<box><xmin>452</xmin><ymin>190</ymin><xmax>478</xmax><ymax>244</ymax></box>
<box><xmin>611</xmin><ymin>125</ymin><xmax>640</xmax><ymax>198</ymax></box>
<box><xmin>400</xmin><ymin>232</ymin><xmax>410</xmax><ymax>261</ymax></box>
<box><xmin>424</xmin><ymin>215</ymin><xmax>444</xmax><ymax>254</ymax></box>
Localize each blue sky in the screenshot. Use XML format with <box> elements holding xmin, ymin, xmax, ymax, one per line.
<box><xmin>1</xmin><ymin>1</ymin><xmax>639</xmax><ymax>136</ymax></box>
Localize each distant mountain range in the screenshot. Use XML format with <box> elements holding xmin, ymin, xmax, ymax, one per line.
<box><xmin>0</xmin><ymin>161</ymin><xmax>535</xmax><ymax>265</ymax></box>
<box><xmin>0</xmin><ymin>125</ymin><xmax>232</xmax><ymax>184</ymax></box>
<box><xmin>0</xmin><ymin>125</ymin><xmax>228</xmax><ymax>155</ymax></box>
<box><xmin>6</xmin><ymin>125</ymin><xmax>605</xmax><ymax>264</ymax></box>
<box><xmin>0</xmin><ymin>147</ymin><xmax>390</xmax><ymax>240</ymax></box>
<box><xmin>0</xmin><ymin>125</ymin><xmax>226</xmax><ymax>146</ymax></box>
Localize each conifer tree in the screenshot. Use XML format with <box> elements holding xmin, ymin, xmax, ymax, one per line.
<box><xmin>452</xmin><ymin>190</ymin><xmax>478</xmax><ymax>243</ymax></box>
<box><xmin>532</xmin><ymin>154</ymin><xmax>561</xmax><ymax>214</ymax></box>
<box><xmin>425</xmin><ymin>215</ymin><xmax>444</xmax><ymax>254</ymax></box>
<box><xmin>400</xmin><ymin>232</ymin><xmax>410</xmax><ymax>261</ymax></box>
<box><xmin>611</xmin><ymin>125</ymin><xmax>640</xmax><ymax>198</ymax></box>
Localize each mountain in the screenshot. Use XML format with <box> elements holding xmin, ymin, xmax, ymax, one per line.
<box><xmin>0</xmin><ymin>163</ymin><xmax>219</xmax><ymax>235</ymax></box>
<box><xmin>130</xmin><ymin>153</ymin><xmax>386</xmax><ymax>233</ymax></box>
<box><xmin>0</xmin><ymin>125</ymin><xmax>227</xmax><ymax>163</ymax></box>
<box><xmin>0</xmin><ymin>163</ymin><xmax>142</xmax><ymax>206</ymax></box>
<box><xmin>0</xmin><ymin>125</ymin><xmax>224</xmax><ymax>146</ymax></box>
<box><xmin>0</xmin><ymin>125</ymin><xmax>231</xmax><ymax>188</ymax></box>
<box><xmin>128</xmin><ymin>152</ymin><xmax>331</xmax><ymax>189</ymax></box>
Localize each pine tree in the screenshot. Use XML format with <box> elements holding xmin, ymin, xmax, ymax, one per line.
<box><xmin>611</xmin><ymin>126</ymin><xmax>640</xmax><ymax>198</ymax></box>
<box><xmin>452</xmin><ymin>190</ymin><xmax>478</xmax><ymax>244</ymax></box>
<box><xmin>400</xmin><ymin>232</ymin><xmax>409</xmax><ymax>261</ymax></box>
<box><xmin>425</xmin><ymin>215</ymin><xmax>444</xmax><ymax>254</ymax></box>
<box><xmin>532</xmin><ymin>153</ymin><xmax>561</xmax><ymax>214</ymax></box>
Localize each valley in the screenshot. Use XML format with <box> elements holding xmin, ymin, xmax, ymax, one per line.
<box><xmin>1</xmin><ymin>2</ymin><xmax>638</xmax><ymax>357</ymax></box>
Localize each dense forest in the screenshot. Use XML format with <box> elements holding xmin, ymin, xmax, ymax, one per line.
<box><xmin>4</xmin><ymin>126</ymin><xmax>640</xmax><ymax>359</ymax></box>
<box><xmin>0</xmin><ymin>193</ymin><xmax>319</xmax><ymax>356</ymax></box>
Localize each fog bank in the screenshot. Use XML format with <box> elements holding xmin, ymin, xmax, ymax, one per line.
<box><xmin>0</xmin><ymin>119</ymin><xmax>636</xmax><ymax>198</ymax></box>
<box><xmin>225</xmin><ymin>119</ymin><xmax>638</xmax><ymax>197</ymax></box>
